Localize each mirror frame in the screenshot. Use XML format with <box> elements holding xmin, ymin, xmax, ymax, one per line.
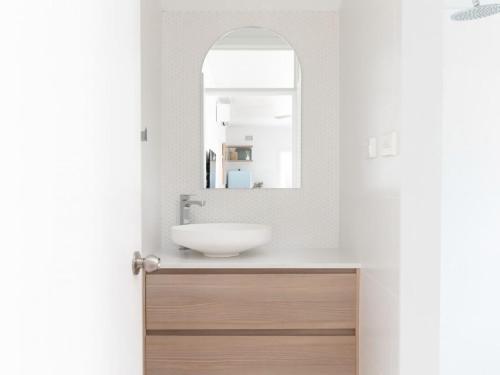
<box><xmin>200</xmin><ymin>27</ymin><xmax>302</xmax><ymax>190</ymax></box>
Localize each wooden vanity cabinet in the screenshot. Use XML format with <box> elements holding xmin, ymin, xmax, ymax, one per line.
<box><xmin>144</xmin><ymin>269</ymin><xmax>359</xmax><ymax>375</ymax></box>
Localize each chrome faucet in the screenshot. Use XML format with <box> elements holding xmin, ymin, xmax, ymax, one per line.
<box><xmin>179</xmin><ymin>194</ymin><xmax>205</xmax><ymax>225</ymax></box>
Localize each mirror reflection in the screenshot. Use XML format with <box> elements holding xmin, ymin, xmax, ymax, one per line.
<box><xmin>202</xmin><ymin>27</ymin><xmax>301</xmax><ymax>189</ymax></box>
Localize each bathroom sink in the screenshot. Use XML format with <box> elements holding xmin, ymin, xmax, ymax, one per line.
<box><xmin>171</xmin><ymin>223</ymin><xmax>272</xmax><ymax>257</ymax></box>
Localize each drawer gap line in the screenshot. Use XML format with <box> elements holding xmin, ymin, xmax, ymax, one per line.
<box><xmin>146</xmin><ymin>329</ymin><xmax>356</xmax><ymax>337</ymax></box>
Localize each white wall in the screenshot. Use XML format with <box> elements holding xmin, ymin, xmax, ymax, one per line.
<box><xmin>341</xmin><ymin>1</ymin><xmax>444</xmax><ymax>374</ymax></box>
<box><xmin>1</xmin><ymin>1</ymin><xmax>143</xmax><ymax>374</ymax></box>
<box><xmin>441</xmin><ymin>13</ymin><xmax>500</xmax><ymax>375</ymax></box>
<box><xmin>141</xmin><ymin>0</ymin><xmax>162</xmax><ymax>254</ymax></box>
<box><xmin>399</xmin><ymin>1</ymin><xmax>442</xmax><ymax>374</ymax></box>
<box><xmin>340</xmin><ymin>1</ymin><xmax>401</xmax><ymax>374</ymax></box>
<box><xmin>162</xmin><ymin>11</ymin><xmax>339</xmax><ymax>250</ymax></box>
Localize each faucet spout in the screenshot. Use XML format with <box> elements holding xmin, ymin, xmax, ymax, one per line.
<box><xmin>187</xmin><ymin>200</ymin><xmax>205</xmax><ymax>207</ymax></box>
<box><xmin>179</xmin><ymin>194</ymin><xmax>206</xmax><ymax>226</ymax></box>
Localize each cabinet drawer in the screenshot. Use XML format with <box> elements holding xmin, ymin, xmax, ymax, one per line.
<box><xmin>145</xmin><ymin>271</ymin><xmax>357</xmax><ymax>330</ymax></box>
<box><xmin>146</xmin><ymin>335</ymin><xmax>356</xmax><ymax>375</ymax></box>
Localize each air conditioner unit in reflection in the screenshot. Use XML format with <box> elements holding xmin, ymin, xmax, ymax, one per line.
<box><xmin>216</xmin><ymin>99</ymin><xmax>231</xmax><ymax>126</ymax></box>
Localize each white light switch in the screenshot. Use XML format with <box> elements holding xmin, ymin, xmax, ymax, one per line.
<box><xmin>368</xmin><ymin>137</ymin><xmax>377</xmax><ymax>159</ymax></box>
<box><xmin>380</xmin><ymin>131</ymin><xmax>398</xmax><ymax>157</ymax></box>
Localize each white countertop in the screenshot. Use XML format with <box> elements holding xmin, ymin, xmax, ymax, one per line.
<box><xmin>155</xmin><ymin>248</ymin><xmax>360</xmax><ymax>269</ymax></box>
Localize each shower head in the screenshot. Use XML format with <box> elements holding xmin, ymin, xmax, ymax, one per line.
<box><xmin>451</xmin><ymin>0</ymin><xmax>500</xmax><ymax>21</ymax></box>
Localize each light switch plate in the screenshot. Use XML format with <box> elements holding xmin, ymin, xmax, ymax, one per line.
<box><xmin>368</xmin><ymin>137</ymin><xmax>377</xmax><ymax>159</ymax></box>
<box><xmin>380</xmin><ymin>131</ymin><xmax>398</xmax><ymax>157</ymax></box>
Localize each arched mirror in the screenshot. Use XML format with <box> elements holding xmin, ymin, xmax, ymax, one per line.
<box><xmin>202</xmin><ymin>27</ymin><xmax>301</xmax><ymax>189</ymax></box>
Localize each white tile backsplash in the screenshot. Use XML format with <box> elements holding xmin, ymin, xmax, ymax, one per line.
<box><xmin>161</xmin><ymin>11</ymin><xmax>339</xmax><ymax>250</ymax></box>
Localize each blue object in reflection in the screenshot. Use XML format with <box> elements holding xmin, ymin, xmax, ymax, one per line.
<box><xmin>227</xmin><ymin>169</ymin><xmax>252</xmax><ymax>189</ymax></box>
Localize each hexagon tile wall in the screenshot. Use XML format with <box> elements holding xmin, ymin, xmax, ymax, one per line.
<box><xmin>162</xmin><ymin>11</ymin><xmax>339</xmax><ymax>250</ymax></box>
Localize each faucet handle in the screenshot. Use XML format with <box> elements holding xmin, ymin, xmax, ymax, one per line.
<box><xmin>180</xmin><ymin>194</ymin><xmax>194</xmax><ymax>201</ymax></box>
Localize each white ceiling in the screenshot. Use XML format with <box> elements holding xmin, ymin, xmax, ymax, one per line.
<box><xmin>161</xmin><ymin>0</ymin><xmax>495</xmax><ymax>12</ymax></box>
<box><xmin>162</xmin><ymin>0</ymin><xmax>343</xmax><ymax>12</ymax></box>
<box><xmin>225</xmin><ymin>96</ymin><xmax>292</xmax><ymax>127</ymax></box>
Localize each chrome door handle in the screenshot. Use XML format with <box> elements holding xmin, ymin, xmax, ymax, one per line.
<box><xmin>132</xmin><ymin>251</ymin><xmax>161</xmax><ymax>275</ymax></box>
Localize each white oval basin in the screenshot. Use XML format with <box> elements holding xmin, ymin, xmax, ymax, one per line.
<box><xmin>171</xmin><ymin>223</ymin><xmax>272</xmax><ymax>258</ymax></box>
